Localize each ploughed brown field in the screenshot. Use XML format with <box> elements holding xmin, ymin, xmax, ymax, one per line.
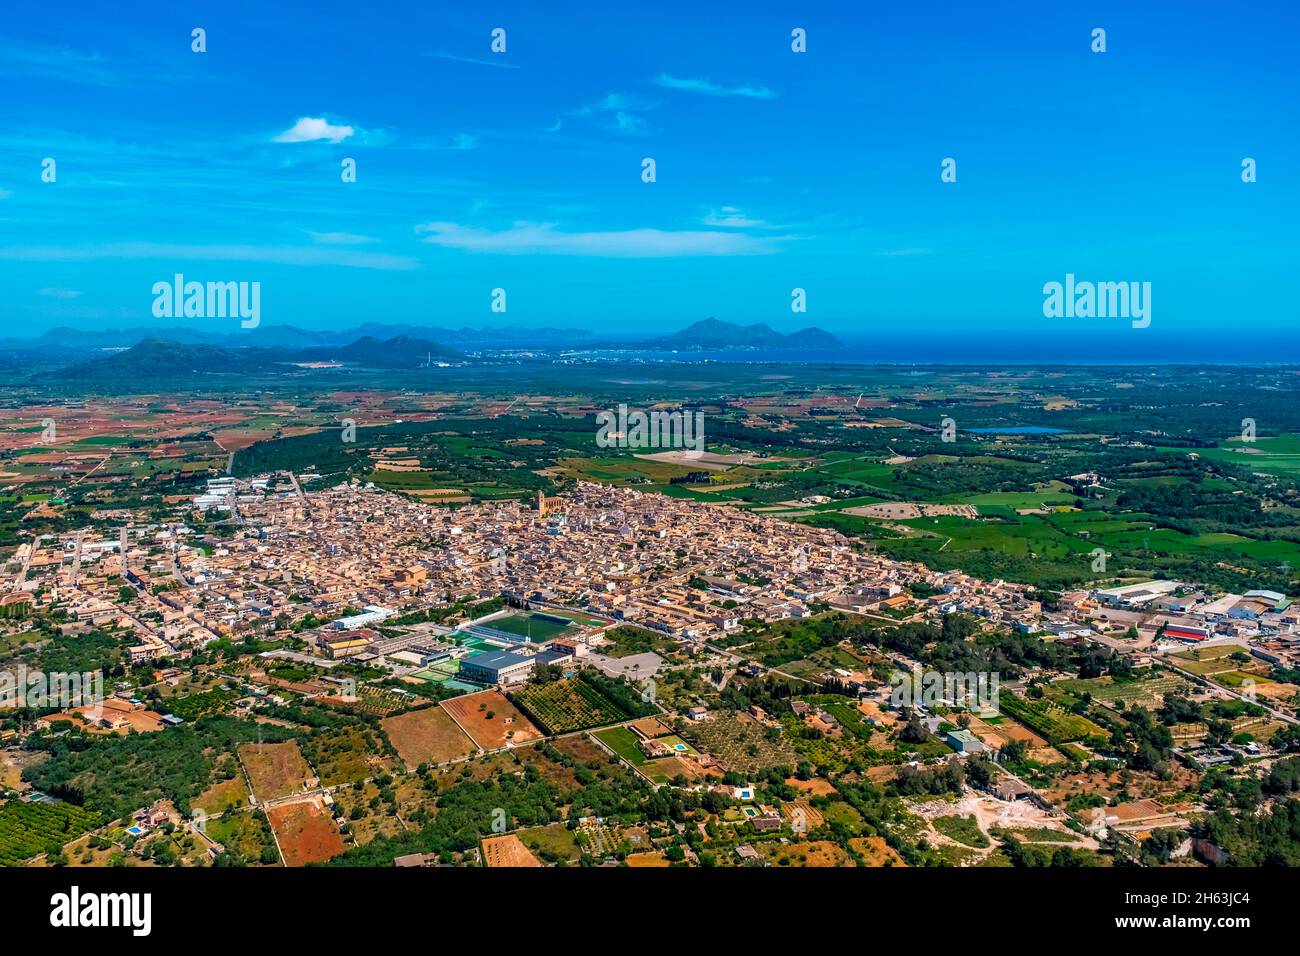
<box><xmin>381</xmin><ymin>706</ymin><xmax>477</xmax><ymax>769</ymax></box>
<box><xmin>481</xmin><ymin>833</ymin><xmax>541</xmax><ymax>868</ymax></box>
<box><xmin>267</xmin><ymin>799</ymin><xmax>347</xmax><ymax>866</ymax></box>
<box><xmin>440</xmin><ymin>690</ymin><xmax>543</xmax><ymax>750</ymax></box>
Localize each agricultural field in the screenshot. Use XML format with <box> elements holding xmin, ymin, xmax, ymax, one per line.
<box><xmin>204</xmin><ymin>810</ymin><xmax>281</xmax><ymax>866</ymax></box>
<box><xmin>237</xmin><ymin>741</ymin><xmax>314</xmax><ymax>802</ymax></box>
<box><xmin>325</xmin><ymin>686</ymin><xmax>412</xmax><ymax>717</ymax></box>
<box><xmin>163</xmin><ymin>688</ymin><xmax>240</xmax><ymax>721</ymax></box>
<box><xmin>335</xmin><ymin>779</ymin><xmax>412</xmax><ymax>846</ymax></box>
<box><xmin>0</xmin><ymin>800</ymin><xmax>100</xmax><ymax>865</ymax></box>
<box><xmin>480</xmin><ymin>832</ymin><xmax>542</xmax><ymax>867</ymax></box>
<box><xmin>192</xmin><ymin>774</ymin><xmax>250</xmax><ymax>816</ymax></box>
<box><xmin>302</xmin><ymin>725</ymin><xmax>394</xmax><ymax>787</ymax></box>
<box><xmin>517</xmin><ymin>822</ymin><xmax>582</xmax><ymax>864</ymax></box>
<box><xmin>266</xmin><ymin>799</ymin><xmax>347</xmax><ymax>867</ymax></box>
<box><xmin>849</xmin><ymin>835</ymin><xmax>907</xmax><ymax>866</ymax></box>
<box><xmin>1052</xmin><ymin>673</ymin><xmax>1193</xmax><ymax>709</ymax></box>
<box><xmin>999</xmin><ymin>696</ymin><xmax>1109</xmax><ymax>746</ymax></box>
<box><xmin>1170</xmin><ymin>644</ymin><xmax>1250</xmax><ymax>676</ymax></box>
<box><xmin>440</xmin><ymin>690</ymin><xmax>543</xmax><ymax>750</ymax></box>
<box><xmin>759</xmin><ymin>839</ymin><xmax>850</xmax><ymax>867</ymax></box>
<box><xmin>684</xmin><ymin>714</ymin><xmax>798</xmax><ymax>775</ymax></box>
<box><xmin>510</xmin><ymin>677</ymin><xmax>632</xmax><ymax>734</ymax></box>
<box><xmin>380</xmin><ymin>706</ymin><xmax>477</xmax><ymax>769</ymax></box>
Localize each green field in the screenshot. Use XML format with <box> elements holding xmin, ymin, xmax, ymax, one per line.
<box><xmin>0</xmin><ymin>800</ymin><xmax>101</xmax><ymax>866</ymax></box>
<box><xmin>592</xmin><ymin>726</ymin><xmax>647</xmax><ymax>766</ymax></box>
<box><xmin>999</xmin><ymin>695</ymin><xmax>1109</xmax><ymax>745</ymax></box>
<box><xmin>511</xmin><ymin>678</ymin><xmax>631</xmax><ymax>734</ymax></box>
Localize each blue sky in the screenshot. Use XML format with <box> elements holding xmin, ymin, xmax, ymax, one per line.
<box><xmin>0</xmin><ymin>0</ymin><xmax>1296</xmax><ymax>345</ymax></box>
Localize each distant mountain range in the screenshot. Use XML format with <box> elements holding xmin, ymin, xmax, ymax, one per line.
<box><xmin>31</xmin><ymin>319</ymin><xmax>841</xmax><ymax>380</ymax></box>
<box><xmin>3</xmin><ymin>323</ymin><xmax>597</xmax><ymax>352</ymax></box>
<box><xmin>46</xmin><ymin>335</ymin><xmax>466</xmax><ymax>380</ymax></box>
<box><xmin>4</xmin><ymin>318</ymin><xmax>838</xmax><ymax>354</ymax></box>
<box><xmin>638</xmin><ymin>318</ymin><xmax>839</xmax><ymax>351</ymax></box>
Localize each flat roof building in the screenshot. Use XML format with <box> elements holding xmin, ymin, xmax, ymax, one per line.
<box><xmin>458</xmin><ymin>650</ymin><xmax>535</xmax><ymax>686</ymax></box>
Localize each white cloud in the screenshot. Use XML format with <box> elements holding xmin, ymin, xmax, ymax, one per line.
<box><xmin>307</xmin><ymin>231</ymin><xmax>378</xmax><ymax>245</ymax></box>
<box><xmin>614</xmin><ymin>112</ymin><xmax>646</xmax><ymax>132</ymax></box>
<box><xmin>36</xmin><ymin>287</ymin><xmax>81</xmax><ymax>298</ymax></box>
<box><xmin>703</xmin><ymin>206</ymin><xmax>768</xmax><ymax>229</ymax></box>
<box><xmin>654</xmin><ymin>73</ymin><xmax>776</xmax><ymax>99</ymax></box>
<box><xmin>573</xmin><ymin>93</ymin><xmax>656</xmax><ymax>134</ymax></box>
<box><xmin>0</xmin><ymin>242</ymin><xmax>416</xmax><ymax>270</ymax></box>
<box><xmin>415</xmin><ymin>221</ymin><xmax>781</xmax><ymax>257</ymax></box>
<box><xmin>273</xmin><ymin>116</ymin><xmax>355</xmax><ymax>144</ymax></box>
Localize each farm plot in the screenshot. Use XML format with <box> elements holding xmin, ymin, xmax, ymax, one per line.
<box><xmin>999</xmin><ymin>696</ymin><xmax>1108</xmax><ymax>746</ymax></box>
<box><xmin>381</xmin><ymin>706</ymin><xmax>477</xmax><ymax>769</ymax></box>
<box><xmin>518</xmin><ymin>823</ymin><xmax>581</xmax><ymax>864</ymax></box>
<box><xmin>0</xmin><ymin>801</ymin><xmax>100</xmax><ymax>866</ymax></box>
<box><xmin>1054</xmin><ymin>674</ymin><xmax>1191</xmax><ymax>709</ymax></box>
<box><xmin>510</xmin><ymin>678</ymin><xmax>630</xmax><ymax>734</ymax></box>
<box><xmin>205</xmin><ymin>809</ymin><xmax>280</xmax><ymax>865</ymax></box>
<box><xmin>440</xmin><ymin>690</ymin><xmax>543</xmax><ymax>750</ymax></box>
<box><xmin>192</xmin><ymin>775</ymin><xmax>250</xmax><ymax>815</ymax></box>
<box><xmin>303</xmin><ymin>725</ymin><xmax>394</xmax><ymax>787</ymax></box>
<box><xmin>481</xmin><ymin>833</ymin><xmax>542</xmax><ymax>867</ymax></box>
<box><xmin>685</xmin><ymin>714</ymin><xmax>798</xmax><ymax>775</ymax></box>
<box><xmin>321</xmin><ymin>686</ymin><xmax>411</xmax><ymax>717</ymax></box>
<box><xmin>1170</xmin><ymin>645</ymin><xmax>1246</xmax><ymax>677</ymax></box>
<box><xmin>759</xmin><ymin>839</ymin><xmax>849</xmax><ymax>867</ymax></box>
<box><xmin>266</xmin><ymin>799</ymin><xmax>347</xmax><ymax>867</ymax></box>
<box><xmin>237</xmin><ymin>741</ymin><xmax>314</xmax><ymax>802</ymax></box>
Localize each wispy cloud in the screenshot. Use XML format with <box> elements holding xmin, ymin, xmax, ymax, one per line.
<box><xmin>654</xmin><ymin>73</ymin><xmax>776</xmax><ymax>99</ymax></box>
<box><xmin>573</xmin><ymin>93</ymin><xmax>657</xmax><ymax>134</ymax></box>
<box><xmin>702</xmin><ymin>206</ymin><xmax>769</xmax><ymax>229</ymax></box>
<box><xmin>36</xmin><ymin>287</ymin><xmax>81</xmax><ymax>299</ymax></box>
<box><xmin>0</xmin><ymin>242</ymin><xmax>417</xmax><ymax>270</ymax></box>
<box><xmin>272</xmin><ymin>117</ymin><xmax>356</xmax><ymax>144</ymax></box>
<box><xmin>307</xmin><ymin>231</ymin><xmax>378</xmax><ymax>245</ymax></box>
<box><xmin>426</xmin><ymin>51</ymin><xmax>520</xmax><ymax>70</ymax></box>
<box><xmin>415</xmin><ymin>221</ymin><xmax>781</xmax><ymax>257</ymax></box>
<box><xmin>0</xmin><ymin>43</ymin><xmax>131</xmax><ymax>87</ymax></box>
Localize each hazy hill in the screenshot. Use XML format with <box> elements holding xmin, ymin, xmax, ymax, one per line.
<box><xmin>641</xmin><ymin>318</ymin><xmax>839</xmax><ymax>350</ymax></box>
<box><xmin>48</xmin><ymin>338</ymin><xmax>287</xmax><ymax>379</ymax></box>
<box><xmin>300</xmin><ymin>335</ymin><xmax>465</xmax><ymax>367</ymax></box>
<box><xmin>47</xmin><ymin>333</ymin><xmax>466</xmax><ymax>379</ymax></box>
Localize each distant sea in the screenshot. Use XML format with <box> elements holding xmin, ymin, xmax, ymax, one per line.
<box><xmin>575</xmin><ymin>328</ymin><xmax>1300</xmax><ymax>365</ymax></box>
